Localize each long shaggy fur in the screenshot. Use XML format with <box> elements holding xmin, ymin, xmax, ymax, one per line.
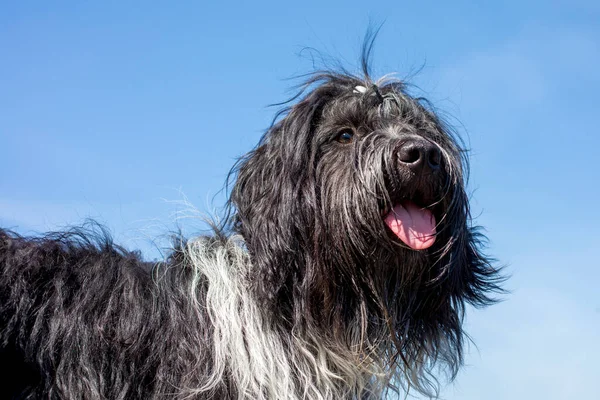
<box><xmin>0</xmin><ymin>45</ymin><xmax>502</xmax><ymax>399</ymax></box>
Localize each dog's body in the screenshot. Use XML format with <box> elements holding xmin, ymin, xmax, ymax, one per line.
<box><xmin>0</xmin><ymin>53</ymin><xmax>502</xmax><ymax>399</ymax></box>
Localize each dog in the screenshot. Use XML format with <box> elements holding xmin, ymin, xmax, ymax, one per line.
<box><xmin>0</xmin><ymin>48</ymin><xmax>502</xmax><ymax>399</ymax></box>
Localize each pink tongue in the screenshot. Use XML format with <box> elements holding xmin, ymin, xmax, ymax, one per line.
<box><xmin>384</xmin><ymin>201</ymin><xmax>436</xmax><ymax>250</ymax></box>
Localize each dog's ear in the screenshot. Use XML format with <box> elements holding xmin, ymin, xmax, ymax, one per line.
<box><xmin>229</xmin><ymin>94</ymin><xmax>330</xmax><ymax>305</ymax></box>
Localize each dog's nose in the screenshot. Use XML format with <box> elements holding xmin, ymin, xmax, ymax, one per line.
<box><xmin>397</xmin><ymin>138</ymin><xmax>441</xmax><ymax>173</ymax></box>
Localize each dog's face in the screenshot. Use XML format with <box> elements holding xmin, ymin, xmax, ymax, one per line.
<box><xmin>229</xmin><ymin>72</ymin><xmax>500</xmax><ymax>391</ymax></box>
<box><xmin>311</xmin><ymin>82</ymin><xmax>458</xmax><ymax>254</ymax></box>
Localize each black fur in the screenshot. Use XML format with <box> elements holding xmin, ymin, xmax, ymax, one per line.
<box><xmin>0</xmin><ymin>227</ymin><xmax>221</xmax><ymax>398</ymax></box>
<box><xmin>0</xmin><ymin>44</ymin><xmax>502</xmax><ymax>399</ymax></box>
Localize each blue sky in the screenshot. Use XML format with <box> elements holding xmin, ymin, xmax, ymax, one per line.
<box><xmin>1</xmin><ymin>1</ymin><xmax>599</xmax><ymax>398</ymax></box>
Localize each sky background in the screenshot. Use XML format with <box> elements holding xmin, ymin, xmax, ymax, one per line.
<box><xmin>1</xmin><ymin>1</ymin><xmax>599</xmax><ymax>398</ymax></box>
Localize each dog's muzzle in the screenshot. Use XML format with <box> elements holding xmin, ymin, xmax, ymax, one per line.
<box><xmin>382</xmin><ymin>137</ymin><xmax>443</xmax><ymax>250</ymax></box>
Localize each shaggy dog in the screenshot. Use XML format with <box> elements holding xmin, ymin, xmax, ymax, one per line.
<box><xmin>0</xmin><ymin>51</ymin><xmax>502</xmax><ymax>399</ymax></box>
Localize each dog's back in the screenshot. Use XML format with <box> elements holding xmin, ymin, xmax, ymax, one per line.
<box><xmin>0</xmin><ymin>228</ymin><xmax>223</xmax><ymax>399</ymax></box>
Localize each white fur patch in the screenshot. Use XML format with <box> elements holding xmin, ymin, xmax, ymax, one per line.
<box><xmin>183</xmin><ymin>237</ymin><xmax>387</xmax><ymax>400</ymax></box>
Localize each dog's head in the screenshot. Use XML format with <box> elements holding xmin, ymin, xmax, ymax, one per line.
<box><xmin>227</xmin><ymin>61</ymin><xmax>502</xmax><ymax>394</ymax></box>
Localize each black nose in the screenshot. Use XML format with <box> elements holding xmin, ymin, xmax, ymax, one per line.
<box><xmin>397</xmin><ymin>138</ymin><xmax>442</xmax><ymax>173</ymax></box>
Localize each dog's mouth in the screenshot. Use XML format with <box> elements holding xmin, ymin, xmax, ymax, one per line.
<box><xmin>379</xmin><ymin>164</ymin><xmax>446</xmax><ymax>250</ymax></box>
<box><xmin>380</xmin><ymin>187</ymin><xmax>441</xmax><ymax>250</ymax></box>
<box><xmin>383</xmin><ymin>200</ymin><xmax>436</xmax><ymax>250</ymax></box>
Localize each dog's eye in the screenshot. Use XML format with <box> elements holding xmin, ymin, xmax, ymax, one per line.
<box><xmin>335</xmin><ymin>129</ymin><xmax>355</xmax><ymax>144</ymax></box>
